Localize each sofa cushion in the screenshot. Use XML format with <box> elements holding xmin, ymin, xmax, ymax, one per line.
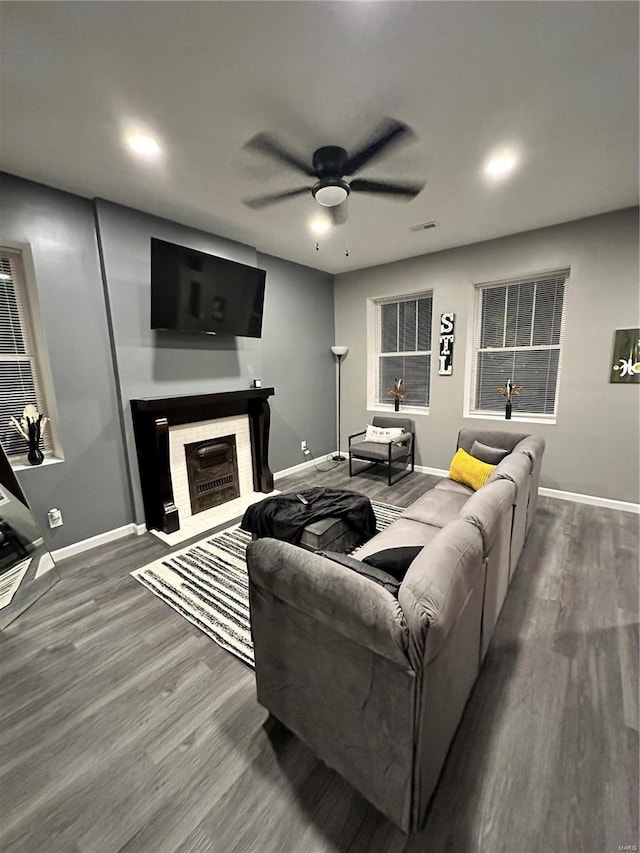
<box><xmin>355</xmin><ymin>517</ymin><xmax>442</xmax><ymax>561</ymax></box>
<box><xmin>321</xmin><ymin>551</ymin><xmax>401</xmax><ymax>596</ymax></box>
<box><xmin>434</xmin><ymin>478</ymin><xmax>475</xmax><ymax>498</ymax></box>
<box><xmin>402</xmin><ymin>488</ymin><xmax>469</xmax><ymax>527</ymax></box>
<box><xmin>449</xmin><ymin>448</ymin><xmax>496</xmax><ymax>491</ymax></box>
<box><xmin>470</xmin><ymin>440</ymin><xmax>509</xmax><ymax>465</ymax></box>
<box><xmin>362</xmin><ymin>546</ymin><xmax>423</xmax><ymax>581</ymax></box>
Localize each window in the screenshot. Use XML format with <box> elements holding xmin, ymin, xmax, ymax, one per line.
<box><xmin>469</xmin><ymin>269</ymin><xmax>569</xmax><ymax>418</ymax></box>
<box><xmin>0</xmin><ymin>249</ymin><xmax>54</xmax><ymax>457</ymax></box>
<box><xmin>374</xmin><ymin>293</ymin><xmax>433</xmax><ymax>409</ymax></box>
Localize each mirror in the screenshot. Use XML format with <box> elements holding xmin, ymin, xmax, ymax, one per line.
<box><xmin>0</xmin><ymin>441</ymin><xmax>59</xmax><ymax>629</ymax></box>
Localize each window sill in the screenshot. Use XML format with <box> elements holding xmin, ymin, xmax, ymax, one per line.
<box><xmin>464</xmin><ymin>411</ymin><xmax>557</xmax><ymax>426</ymax></box>
<box><xmin>11</xmin><ymin>455</ymin><xmax>65</xmax><ymax>472</ymax></box>
<box><xmin>368</xmin><ymin>404</ymin><xmax>430</xmax><ymax>417</ymax></box>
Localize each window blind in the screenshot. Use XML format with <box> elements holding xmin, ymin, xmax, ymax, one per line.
<box><xmin>377</xmin><ymin>294</ymin><xmax>432</xmax><ymax>407</ymax></box>
<box><xmin>471</xmin><ymin>270</ymin><xmax>568</xmax><ymax>416</ymax></box>
<box><xmin>0</xmin><ymin>252</ymin><xmax>52</xmax><ymax>456</ymax></box>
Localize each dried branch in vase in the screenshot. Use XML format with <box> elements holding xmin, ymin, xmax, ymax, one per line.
<box><xmin>10</xmin><ymin>405</ymin><xmax>48</xmax><ymax>465</ymax></box>
<box><xmin>387</xmin><ymin>378</ymin><xmax>406</xmax><ymax>411</ymax></box>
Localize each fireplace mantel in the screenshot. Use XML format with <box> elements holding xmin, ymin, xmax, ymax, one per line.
<box><xmin>131</xmin><ymin>388</ymin><xmax>275</xmax><ymax>533</ymax></box>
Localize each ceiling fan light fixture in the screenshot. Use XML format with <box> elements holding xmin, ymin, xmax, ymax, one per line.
<box><xmin>312</xmin><ymin>181</ymin><xmax>349</xmax><ymax>207</ymax></box>
<box><xmin>310</xmin><ymin>217</ymin><xmax>330</xmax><ymax>235</ymax></box>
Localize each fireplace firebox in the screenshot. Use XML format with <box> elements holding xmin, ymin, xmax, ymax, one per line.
<box><xmin>185</xmin><ymin>436</ymin><xmax>240</xmax><ymax>514</ymax></box>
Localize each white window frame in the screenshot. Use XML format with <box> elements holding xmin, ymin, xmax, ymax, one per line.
<box><xmin>463</xmin><ymin>268</ymin><xmax>569</xmax><ymax>425</ymax></box>
<box><xmin>366</xmin><ymin>291</ymin><xmax>433</xmax><ymax>416</ymax></box>
<box><xmin>0</xmin><ymin>244</ymin><xmax>63</xmax><ymax>467</ymax></box>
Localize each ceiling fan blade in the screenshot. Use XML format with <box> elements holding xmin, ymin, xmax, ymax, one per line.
<box><xmin>243</xmin><ymin>133</ymin><xmax>315</xmax><ymax>177</ymax></box>
<box><xmin>344</xmin><ymin>118</ymin><xmax>416</xmax><ymax>175</ymax></box>
<box><xmin>243</xmin><ymin>186</ymin><xmax>311</xmax><ymax>209</ymax></box>
<box><xmin>350</xmin><ymin>178</ymin><xmax>425</xmax><ymax>199</ymax></box>
<box><xmin>328</xmin><ymin>202</ymin><xmax>348</xmax><ymax>226</ymax></box>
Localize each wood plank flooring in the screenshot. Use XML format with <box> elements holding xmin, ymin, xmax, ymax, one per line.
<box><xmin>1</xmin><ymin>464</ymin><xmax>638</xmax><ymax>852</ymax></box>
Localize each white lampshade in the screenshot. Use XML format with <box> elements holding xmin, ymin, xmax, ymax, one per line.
<box><xmin>331</xmin><ymin>345</ymin><xmax>348</xmax><ymax>356</ymax></box>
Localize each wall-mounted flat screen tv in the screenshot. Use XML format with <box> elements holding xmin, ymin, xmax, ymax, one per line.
<box><xmin>150</xmin><ymin>238</ymin><xmax>266</xmax><ymax>337</ymax></box>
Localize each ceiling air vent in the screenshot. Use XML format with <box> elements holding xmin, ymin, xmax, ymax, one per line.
<box><xmin>409</xmin><ymin>221</ymin><xmax>438</xmax><ymax>232</ymax></box>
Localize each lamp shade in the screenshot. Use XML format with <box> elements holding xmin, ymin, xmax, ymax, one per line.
<box><xmin>331</xmin><ymin>345</ymin><xmax>348</xmax><ymax>356</ymax></box>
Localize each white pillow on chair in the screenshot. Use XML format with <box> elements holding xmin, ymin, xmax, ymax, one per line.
<box><xmin>364</xmin><ymin>424</ymin><xmax>405</xmax><ymax>444</ymax></box>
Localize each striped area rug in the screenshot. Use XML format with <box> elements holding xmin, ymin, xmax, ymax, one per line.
<box><xmin>131</xmin><ymin>499</ymin><xmax>403</xmax><ymax>668</ymax></box>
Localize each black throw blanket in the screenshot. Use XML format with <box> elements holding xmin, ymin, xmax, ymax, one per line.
<box><xmin>240</xmin><ymin>487</ymin><xmax>377</xmax><ymax>545</ymax></box>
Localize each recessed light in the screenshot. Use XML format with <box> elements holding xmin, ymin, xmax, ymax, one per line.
<box><xmin>310</xmin><ymin>217</ymin><xmax>330</xmax><ymax>235</ymax></box>
<box><xmin>484</xmin><ymin>150</ymin><xmax>519</xmax><ymax>180</ymax></box>
<box><xmin>124</xmin><ymin>131</ymin><xmax>163</xmax><ymax>162</ymax></box>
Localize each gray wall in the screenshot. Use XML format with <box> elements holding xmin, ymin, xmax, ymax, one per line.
<box><xmin>0</xmin><ymin>177</ymin><xmax>336</xmax><ymax>546</ymax></box>
<box><xmin>0</xmin><ymin>173</ymin><xmax>133</xmax><ymax>548</ymax></box>
<box><xmin>335</xmin><ymin>207</ymin><xmax>640</xmax><ymax>504</ymax></box>
<box><xmin>258</xmin><ymin>252</ymin><xmax>336</xmax><ymax>473</ymax></box>
<box><xmin>94</xmin><ymin>201</ymin><xmax>336</xmax><ymax>523</ymax></box>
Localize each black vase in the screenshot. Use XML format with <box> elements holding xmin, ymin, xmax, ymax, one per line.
<box><xmin>505</xmin><ymin>401</ymin><xmax>512</xmax><ymax>420</ymax></box>
<box><xmin>27</xmin><ymin>444</ymin><xmax>44</xmax><ymax>466</ymax></box>
<box><xmin>27</xmin><ymin>422</ymin><xmax>44</xmax><ymax>466</ymax></box>
<box><xmin>394</xmin><ymin>397</ymin><xmax>400</xmax><ymax>412</ymax></box>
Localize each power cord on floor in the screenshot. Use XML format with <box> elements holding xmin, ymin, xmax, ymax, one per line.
<box><xmin>304</xmin><ymin>448</ymin><xmax>343</xmax><ymax>473</ymax></box>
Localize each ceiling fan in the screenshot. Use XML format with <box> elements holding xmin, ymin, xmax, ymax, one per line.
<box><xmin>242</xmin><ymin>117</ymin><xmax>425</xmax><ymax>225</ymax></box>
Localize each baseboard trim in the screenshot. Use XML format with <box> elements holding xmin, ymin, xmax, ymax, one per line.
<box><xmin>274</xmin><ymin>457</ymin><xmax>321</xmax><ymax>479</ymax></box>
<box><xmin>415</xmin><ymin>465</ymin><xmax>449</xmax><ymax>477</ymax></box>
<box><xmin>52</xmin><ymin>523</ymin><xmax>144</xmax><ymax>562</ymax></box>
<box><xmin>538</xmin><ymin>488</ymin><xmax>639</xmax><ymax>514</ymax></box>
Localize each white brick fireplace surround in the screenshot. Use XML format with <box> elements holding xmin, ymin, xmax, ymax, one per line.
<box><xmin>158</xmin><ymin>415</ymin><xmax>274</xmax><ymax>544</ymax></box>
<box><xmin>169</xmin><ymin>415</ymin><xmax>253</xmax><ymax>519</ymax></box>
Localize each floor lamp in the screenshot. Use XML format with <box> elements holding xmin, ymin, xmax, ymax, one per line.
<box><xmin>331</xmin><ymin>345</ymin><xmax>348</xmax><ymax>461</ymax></box>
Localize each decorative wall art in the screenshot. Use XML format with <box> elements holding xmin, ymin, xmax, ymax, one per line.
<box><xmin>610</xmin><ymin>329</ymin><xmax>640</xmax><ymax>384</ymax></box>
<box><xmin>438</xmin><ymin>312</ymin><xmax>455</xmax><ymax>375</ymax></box>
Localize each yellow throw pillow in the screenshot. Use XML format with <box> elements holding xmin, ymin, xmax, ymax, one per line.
<box><xmin>448</xmin><ymin>448</ymin><xmax>496</xmax><ymax>491</ymax></box>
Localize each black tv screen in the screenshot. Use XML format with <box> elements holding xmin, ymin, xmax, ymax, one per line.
<box><xmin>150</xmin><ymin>238</ymin><xmax>266</xmax><ymax>337</ymax></box>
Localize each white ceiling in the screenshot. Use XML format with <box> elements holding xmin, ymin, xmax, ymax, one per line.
<box><xmin>1</xmin><ymin>1</ymin><xmax>638</xmax><ymax>274</ymax></box>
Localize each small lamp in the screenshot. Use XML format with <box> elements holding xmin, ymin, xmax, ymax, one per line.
<box><xmin>331</xmin><ymin>345</ymin><xmax>349</xmax><ymax>461</ymax></box>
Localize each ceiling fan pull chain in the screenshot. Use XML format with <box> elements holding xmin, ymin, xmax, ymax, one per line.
<box><xmin>345</xmin><ymin>210</ymin><xmax>350</xmax><ymax>258</ymax></box>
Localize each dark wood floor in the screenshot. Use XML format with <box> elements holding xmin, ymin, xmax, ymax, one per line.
<box><xmin>1</xmin><ymin>464</ymin><xmax>638</xmax><ymax>852</ymax></box>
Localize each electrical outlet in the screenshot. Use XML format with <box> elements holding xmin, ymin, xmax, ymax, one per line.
<box><xmin>301</xmin><ymin>440</ymin><xmax>307</xmax><ymax>452</ymax></box>
<box><xmin>47</xmin><ymin>508</ymin><xmax>63</xmax><ymax>529</ymax></box>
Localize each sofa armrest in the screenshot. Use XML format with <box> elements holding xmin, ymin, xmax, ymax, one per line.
<box><xmin>246</xmin><ymin>538</ymin><xmax>409</xmax><ymax>666</ymax></box>
<box><xmin>348</xmin><ymin>429</ymin><xmax>367</xmax><ymax>445</ymax></box>
<box><xmin>398</xmin><ymin>518</ymin><xmax>484</xmax><ymax>667</ymax></box>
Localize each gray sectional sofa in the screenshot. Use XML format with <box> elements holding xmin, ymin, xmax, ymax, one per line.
<box><xmin>246</xmin><ymin>428</ymin><xmax>545</xmax><ymax>833</ymax></box>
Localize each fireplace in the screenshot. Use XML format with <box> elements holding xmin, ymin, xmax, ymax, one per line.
<box><xmin>130</xmin><ymin>388</ymin><xmax>275</xmax><ymax>534</ymax></box>
<box><xmin>185</xmin><ymin>436</ymin><xmax>240</xmax><ymax>514</ymax></box>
